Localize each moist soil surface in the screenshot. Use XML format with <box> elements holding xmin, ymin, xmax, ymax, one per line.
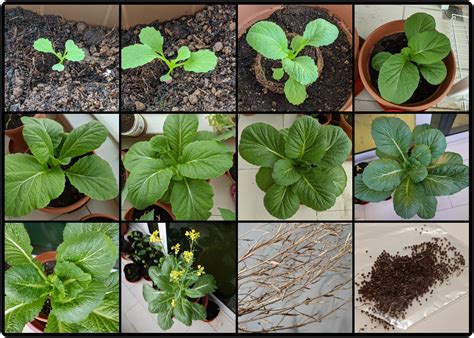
<box><xmin>5</xmin><ymin>113</ymin><xmax>35</xmax><ymax>129</ymax></box>
<box><xmin>121</xmin><ymin>5</ymin><xmax>236</xmax><ymax>112</ymax></box>
<box><xmin>370</xmin><ymin>33</ymin><xmax>438</xmax><ymax>104</ymax></box>
<box><xmin>121</xmin><ymin>114</ymin><xmax>134</xmax><ymax>132</ymax></box>
<box><xmin>132</xmin><ymin>205</ymin><xmax>174</xmax><ymax>221</ymax></box>
<box><xmin>40</xmin><ymin>261</ymin><xmax>56</xmax><ymax>317</ymax></box>
<box><xmin>238</xmin><ymin>5</ymin><xmax>352</xmax><ymax>112</ymax></box>
<box><xmin>5</xmin><ymin>7</ymin><xmax>119</xmax><ymax>111</ymax></box>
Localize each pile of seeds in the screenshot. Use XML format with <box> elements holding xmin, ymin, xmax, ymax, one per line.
<box><xmin>357</xmin><ymin>236</ymin><xmax>465</xmax><ymax>330</ymax></box>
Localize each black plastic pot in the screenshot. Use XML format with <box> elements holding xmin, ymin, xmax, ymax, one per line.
<box><xmin>124</xmin><ymin>263</ymin><xmax>142</xmax><ymax>283</ymax></box>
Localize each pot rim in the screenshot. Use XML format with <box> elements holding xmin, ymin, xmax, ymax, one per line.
<box><xmin>80</xmin><ymin>213</ymin><xmax>120</xmax><ymax>221</ymax></box>
<box><xmin>124</xmin><ymin>200</ymin><xmax>176</xmax><ymax>221</ymax></box>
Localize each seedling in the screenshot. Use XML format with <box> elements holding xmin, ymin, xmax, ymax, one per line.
<box><xmin>33</xmin><ymin>38</ymin><xmax>85</xmax><ymax>72</ymax></box>
<box><xmin>246</xmin><ymin>19</ymin><xmax>339</xmax><ymax>105</ymax></box>
<box><xmin>121</xmin><ymin>26</ymin><xmax>217</xmax><ymax>82</ymax></box>
<box><xmin>371</xmin><ymin>13</ymin><xmax>452</xmax><ymax>104</ymax></box>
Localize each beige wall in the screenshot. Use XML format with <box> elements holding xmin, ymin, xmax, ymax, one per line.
<box><xmin>6</xmin><ymin>5</ymin><xmax>119</xmax><ymax>27</ymax></box>
<box><xmin>121</xmin><ymin>5</ymin><xmax>205</xmax><ymax>28</ymax></box>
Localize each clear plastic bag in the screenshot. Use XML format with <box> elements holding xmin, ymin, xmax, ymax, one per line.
<box><xmin>355</xmin><ymin>223</ymin><xmax>469</xmax><ymax>331</ymax></box>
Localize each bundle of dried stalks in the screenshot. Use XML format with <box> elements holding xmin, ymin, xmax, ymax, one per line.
<box><xmin>238</xmin><ymin>223</ymin><xmax>352</xmax><ymax>333</ymax></box>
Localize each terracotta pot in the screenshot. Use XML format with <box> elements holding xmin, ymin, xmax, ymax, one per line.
<box><xmin>80</xmin><ymin>213</ymin><xmax>119</xmax><ymax>221</ymax></box>
<box><xmin>5</xmin><ymin>114</ymin><xmax>46</xmax><ymax>153</ymax></box>
<box><xmin>354</xmin><ymin>29</ymin><xmax>364</xmax><ymax>96</ymax></box>
<box><xmin>339</xmin><ymin>114</ymin><xmax>353</xmax><ymax>161</ymax></box>
<box><xmin>121</xmin><ymin>149</ymin><xmax>129</xmax><ymax>183</ymax></box>
<box><xmin>121</xmin><ymin>223</ymin><xmax>129</xmax><ymax>236</ymax></box>
<box><xmin>238</xmin><ymin>5</ymin><xmax>353</xmax><ymax>111</ymax></box>
<box><xmin>358</xmin><ymin>20</ymin><xmax>456</xmax><ymax>111</ymax></box>
<box><xmin>124</xmin><ymin>201</ymin><xmax>176</xmax><ymax>221</ymax></box>
<box><xmin>39</xmin><ymin>195</ymin><xmax>91</xmax><ymax>215</ymax></box>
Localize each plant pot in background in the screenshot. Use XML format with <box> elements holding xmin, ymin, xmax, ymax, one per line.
<box><xmin>204</xmin><ymin>300</ymin><xmax>220</xmax><ymax>322</ymax></box>
<box><xmin>339</xmin><ymin>113</ymin><xmax>353</xmax><ymax>161</ymax></box>
<box><xmin>358</xmin><ymin>20</ymin><xmax>456</xmax><ymax>111</ymax></box>
<box><xmin>5</xmin><ymin>113</ymin><xmax>46</xmax><ymax>153</ymax></box>
<box><xmin>80</xmin><ymin>213</ymin><xmax>119</xmax><ymax>221</ymax></box>
<box><xmin>225</xmin><ymin>153</ymin><xmax>237</xmax><ymax>184</ymax></box>
<box><xmin>121</xmin><ymin>114</ymin><xmax>147</xmax><ymax>137</ymax></box>
<box><xmin>124</xmin><ymin>201</ymin><xmax>176</xmax><ymax>221</ymax></box>
<box><xmin>39</xmin><ymin>194</ymin><xmax>90</xmax><ymax>215</ymax></box>
<box><xmin>298</xmin><ymin>113</ymin><xmax>332</xmax><ymax>126</ymax></box>
<box><xmin>124</xmin><ymin>263</ymin><xmax>142</xmax><ymax>283</ymax></box>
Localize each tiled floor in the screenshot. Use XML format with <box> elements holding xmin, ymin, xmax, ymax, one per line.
<box><xmin>355</xmin><ymin>133</ymin><xmax>469</xmax><ymax>220</ymax></box>
<box><xmin>5</xmin><ymin>114</ymin><xmax>120</xmax><ymax>221</ymax></box>
<box><xmin>238</xmin><ymin>114</ymin><xmax>352</xmax><ymax>221</ymax></box>
<box><xmin>355</xmin><ymin>5</ymin><xmax>469</xmax><ymax>111</ymax></box>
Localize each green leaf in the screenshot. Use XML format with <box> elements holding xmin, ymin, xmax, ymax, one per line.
<box><xmin>272</xmin><ymin>159</ymin><xmax>302</xmax><ymax>186</ymax></box>
<box><xmin>378</xmin><ymin>54</ymin><xmax>419</xmax><ymax>104</ymax></box>
<box><xmin>318</xmin><ymin>165</ymin><xmax>347</xmax><ymax>196</ymax></box>
<box><xmin>246</xmin><ymin>21</ymin><xmax>289</xmax><ymax>60</ymax></box>
<box><xmin>371</xmin><ymin>51</ymin><xmax>392</xmax><ymax>71</ymax></box>
<box><xmin>139</xmin><ymin>26</ymin><xmax>164</xmax><ymax>53</ymax></box>
<box><xmin>5</xmin><ymin>265</ymin><xmax>50</xmax><ymax>302</ymax></box>
<box><xmin>52</xmin><ymin>63</ymin><xmax>65</xmax><ymax>72</ymax></box>
<box><xmin>272</xmin><ymin>67</ymin><xmax>284</xmax><ymax>80</ymax></box>
<box><xmin>174</xmin><ymin>299</ymin><xmax>193</xmax><ymax>326</ymax></box>
<box><xmin>417</xmin><ymin>195</ymin><xmax>437</xmax><ymax>219</ymax></box>
<box><xmin>284</xmin><ymin>116</ymin><xmax>325</xmax><ymax>162</ymax></box>
<box><xmin>282</xmin><ymin>56</ymin><xmax>318</xmax><ymax>85</ymax></box>
<box><xmin>362</xmin><ymin>159</ymin><xmax>406</xmax><ymax>191</ymax></box>
<box><xmin>317</xmin><ymin>125</ymin><xmax>352</xmax><ymax>167</ymax></box>
<box><xmin>410</xmin><ymin>144</ymin><xmax>431</xmax><ymax>166</ymax></box>
<box><xmin>54</xmin><ymin>261</ymin><xmax>92</xmax><ymax>299</ymax></box>
<box><xmin>239</xmin><ymin>123</ymin><xmax>286</xmax><ymax>168</ymax></box>
<box><xmin>409</xmin><ymin>31</ymin><xmax>451</xmax><ymax>65</ymax></box>
<box><xmin>284</xmin><ymin>77</ymin><xmax>307</xmax><ymax>105</ymax></box>
<box><xmin>393</xmin><ymin>177</ymin><xmax>424</xmax><ymax>219</ymax></box>
<box><xmin>124</xmin><ymin>141</ymin><xmax>158</xmax><ymax>172</ymax></box>
<box><xmin>22</xmin><ymin>122</ymin><xmax>54</xmax><ymax>164</ymax></box>
<box><xmin>174</xmin><ymin>46</ymin><xmax>191</xmax><ymax>62</ymax></box>
<box><xmin>183</xmin><ymin>50</ymin><xmax>217</xmax><ymax>72</ymax></box>
<box><xmin>59</xmin><ymin>121</ymin><xmax>108</xmax><ymax>159</ymax></box>
<box><xmin>419</xmin><ymin>60</ymin><xmax>447</xmax><ymax>85</ymax></box>
<box><xmin>53</xmin><ymin>281</ymin><xmax>106</xmax><ymax>323</ymax></box>
<box><xmin>5</xmin><ymin>154</ymin><xmax>65</xmax><ymax>217</ymax></box>
<box><xmin>404</xmin><ymin>12</ymin><xmax>436</xmax><ymax>39</ymax></box>
<box><xmin>303</xmin><ymin>18</ymin><xmax>339</xmax><ymax>47</ymax></box>
<box><xmin>371</xmin><ymin>117</ymin><xmax>411</xmax><ymax>162</ymax></box>
<box><xmin>170</xmin><ymin>178</ymin><xmax>213</xmax><ymax>220</ymax></box>
<box><xmin>33</xmin><ymin>38</ymin><xmax>55</xmax><ymax>54</ymax></box>
<box><xmin>355</xmin><ymin>175</ymin><xmax>393</xmax><ymax>202</ymax></box>
<box><xmin>219</xmin><ymin>208</ymin><xmax>235</xmax><ymax>220</ymax></box>
<box><xmin>189</xmin><ymin>302</ymin><xmax>207</xmax><ymax>321</ymax></box>
<box><xmin>157</xmin><ymin>308</ymin><xmax>174</xmax><ymax>330</ymax></box>
<box><xmin>80</xmin><ymin>293</ymin><xmax>119</xmax><ymax>333</ymax></box>
<box><xmin>413</xmin><ymin>129</ymin><xmax>447</xmax><ymax>160</ymax></box>
<box><xmin>428</xmin><ymin>151</ymin><xmax>464</xmax><ymax>169</ymax></box>
<box><xmin>256</xmin><ymin>167</ymin><xmax>275</xmax><ymax>192</ymax></box>
<box><xmin>21</xmin><ymin>116</ymin><xmax>64</xmax><ymax>149</ymax></box>
<box><xmin>143</xmin><ymin>283</ymin><xmax>162</xmax><ymax>303</ymax></box>
<box><xmin>401</xmin><ymin>47</ymin><xmax>413</xmax><ymax>58</ymax></box>
<box><xmin>121</xmin><ymin>44</ymin><xmax>158</xmax><ymax>69</ymax></box>
<box><xmin>406</xmin><ymin>159</ymin><xmax>428</xmax><ymax>183</ymax></box>
<box><xmin>149</xmin><ymin>266</ymin><xmax>172</xmax><ymax>291</ymax></box>
<box><xmin>186</xmin><ymin>274</ymin><xmax>216</xmax><ymax>298</ymax></box>
<box><xmin>164</xmin><ymin>114</ymin><xmax>199</xmax><ymax>157</ymax></box>
<box><xmin>44</xmin><ymin>312</ymin><xmax>80</xmax><ymax>333</ymax></box>
<box><xmin>412</xmin><ymin>124</ymin><xmax>432</xmax><ymax>141</ymax></box>
<box><xmin>63</xmin><ymin>223</ymin><xmax>119</xmax><ymax>251</ymax></box>
<box><xmin>264</xmin><ymin>184</ymin><xmax>300</xmax><ymax>219</ymax></box>
<box><xmin>65</xmin><ymin>154</ymin><xmax>118</xmax><ymax>200</ymax></box>
<box><xmin>290</xmin><ymin>36</ymin><xmax>307</xmax><ymax>52</ymax></box>
<box><xmin>64</xmin><ymin>40</ymin><xmax>85</xmax><ymax>61</ymax></box>
<box><xmin>160</xmin><ymin>73</ymin><xmax>172</xmax><ymax>82</ymax></box>
<box><xmin>178</xmin><ymin>141</ymin><xmax>233</xmax><ymax>179</ymax></box>
<box><xmin>422</xmin><ymin>163</ymin><xmax>469</xmax><ymax>196</ymax></box>
<box><xmin>127</xmin><ymin>159</ymin><xmax>173</xmax><ymax>210</ymax></box>
<box><xmin>293</xmin><ymin>168</ymin><xmax>336</xmax><ymax>212</ymax></box>
<box><xmin>4</xmin><ymin>223</ymin><xmax>35</xmax><ymax>266</ymax></box>
<box><xmin>5</xmin><ymin>296</ymin><xmax>47</xmax><ymax>333</ymax></box>
<box><xmin>56</xmin><ymin>232</ymin><xmax>117</xmax><ymax>281</ymax></box>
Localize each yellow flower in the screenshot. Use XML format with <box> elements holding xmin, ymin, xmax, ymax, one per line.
<box><xmin>171</xmin><ymin>243</ymin><xmax>180</xmax><ymax>255</ymax></box>
<box><xmin>169</xmin><ymin>269</ymin><xmax>185</xmax><ymax>282</ymax></box>
<box><xmin>183</xmin><ymin>250</ymin><xmax>194</xmax><ymax>263</ymax></box>
<box><xmin>185</xmin><ymin>229</ymin><xmax>200</xmax><ymax>241</ymax></box>
<box><xmin>171</xmin><ymin>299</ymin><xmax>176</xmax><ymax>308</ymax></box>
<box><xmin>149</xmin><ymin>230</ymin><xmax>161</xmax><ymax>243</ymax></box>
<box><xmin>196</xmin><ymin>265</ymin><xmax>205</xmax><ymax>276</ymax></box>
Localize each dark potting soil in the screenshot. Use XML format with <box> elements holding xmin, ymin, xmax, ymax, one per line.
<box><xmin>121</xmin><ymin>114</ymin><xmax>134</xmax><ymax>132</ymax></box>
<box><xmin>4</xmin><ymin>7</ymin><xmax>119</xmax><ymax>111</ymax></box>
<box><xmin>133</xmin><ymin>205</ymin><xmax>174</xmax><ymax>221</ymax></box>
<box><xmin>120</xmin><ymin>159</ymin><xmax>126</xmax><ymax>192</ymax></box>
<box><xmin>369</xmin><ymin>33</ymin><xmax>438</xmax><ymax>104</ymax></box>
<box><xmin>206</xmin><ymin>300</ymin><xmax>220</xmax><ymax>321</ymax></box>
<box><xmin>5</xmin><ymin>113</ymin><xmax>35</xmax><ymax>129</ymax></box>
<box><xmin>343</xmin><ymin>113</ymin><xmax>353</xmax><ymax>125</ymax></box>
<box><xmin>121</xmin><ymin>5</ymin><xmax>236</xmax><ymax>111</ymax></box>
<box><xmin>40</xmin><ymin>261</ymin><xmax>56</xmax><ymax>317</ymax></box>
<box><xmin>238</xmin><ymin>5</ymin><xmax>352</xmax><ymax>112</ymax></box>
<box><xmin>303</xmin><ymin>113</ymin><xmax>330</xmax><ymax>125</ymax></box>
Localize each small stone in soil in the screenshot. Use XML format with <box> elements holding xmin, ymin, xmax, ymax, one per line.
<box><xmin>213</xmin><ymin>41</ymin><xmax>224</xmax><ymax>52</ymax></box>
<box><xmin>135</xmin><ymin>101</ymin><xmax>145</xmax><ymax>111</ymax></box>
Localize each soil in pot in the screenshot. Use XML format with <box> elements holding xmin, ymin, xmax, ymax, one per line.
<box><xmin>230</xmin><ymin>153</ymin><xmax>237</xmax><ymax>181</ymax></box>
<box><xmin>37</xmin><ymin>260</ymin><xmax>56</xmax><ymax>320</ymax></box>
<box><xmin>120</xmin><ymin>158</ymin><xmax>126</xmax><ymax>192</ymax></box>
<box><xmin>132</xmin><ymin>205</ymin><xmax>174</xmax><ymax>221</ymax></box>
<box><xmin>5</xmin><ymin>113</ymin><xmax>35</xmax><ymax>130</ymax></box>
<box><xmin>369</xmin><ymin>33</ymin><xmax>438</xmax><ymax>104</ymax></box>
<box><xmin>206</xmin><ymin>300</ymin><xmax>220</xmax><ymax>321</ymax></box>
<box><xmin>121</xmin><ymin>5</ymin><xmax>236</xmax><ymax>112</ymax></box>
<box><xmin>4</xmin><ymin>7</ymin><xmax>119</xmax><ymax>111</ymax></box>
<box><xmin>124</xmin><ymin>263</ymin><xmax>142</xmax><ymax>283</ymax></box>
<box><xmin>343</xmin><ymin>113</ymin><xmax>353</xmax><ymax>126</ymax></box>
<box><xmin>238</xmin><ymin>5</ymin><xmax>352</xmax><ymax>112</ymax></box>
<box><xmin>121</xmin><ymin>114</ymin><xmax>134</xmax><ymax>133</ymax></box>
<box><xmin>303</xmin><ymin>113</ymin><xmax>331</xmax><ymax>125</ymax></box>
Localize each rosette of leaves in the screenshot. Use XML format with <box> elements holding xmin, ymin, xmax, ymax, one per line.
<box><xmin>371</xmin><ymin>12</ymin><xmax>452</xmax><ymax>104</ymax></box>
<box><xmin>246</xmin><ymin>18</ymin><xmax>338</xmax><ymax>105</ymax></box>
<box><xmin>4</xmin><ymin>223</ymin><xmax>119</xmax><ymax>333</ymax></box>
<box><xmin>5</xmin><ymin>117</ymin><xmax>118</xmax><ymax>217</ymax></box>
<box><xmin>239</xmin><ymin>116</ymin><xmax>351</xmax><ymax>219</ymax></box>
<box><xmin>33</xmin><ymin>38</ymin><xmax>85</xmax><ymax>72</ymax></box>
<box><xmin>123</xmin><ymin>114</ymin><xmax>233</xmax><ymax>220</ymax></box>
<box><xmin>355</xmin><ymin>117</ymin><xmax>469</xmax><ymax>219</ymax></box>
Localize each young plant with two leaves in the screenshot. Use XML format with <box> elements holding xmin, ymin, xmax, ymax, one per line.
<box><xmin>143</xmin><ymin>229</ymin><xmax>217</xmax><ymax>330</ymax></box>
<box><xmin>4</xmin><ymin>223</ymin><xmax>119</xmax><ymax>333</ymax></box>
<box><xmin>239</xmin><ymin>116</ymin><xmax>351</xmax><ymax>219</ymax></box>
<box><xmin>355</xmin><ymin>117</ymin><xmax>469</xmax><ymax>219</ymax></box>
<box><xmin>123</xmin><ymin>114</ymin><xmax>233</xmax><ymax>220</ymax></box>
<box><xmin>121</xmin><ymin>26</ymin><xmax>217</xmax><ymax>82</ymax></box>
<box><xmin>246</xmin><ymin>18</ymin><xmax>339</xmax><ymax>105</ymax></box>
<box><xmin>371</xmin><ymin>12</ymin><xmax>452</xmax><ymax>104</ymax></box>
<box><xmin>33</xmin><ymin>38</ymin><xmax>85</xmax><ymax>72</ymax></box>
<box><xmin>5</xmin><ymin>117</ymin><xmax>118</xmax><ymax>217</ymax></box>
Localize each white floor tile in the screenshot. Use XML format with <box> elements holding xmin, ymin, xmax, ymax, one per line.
<box><xmin>208</xmin><ymin>312</ymin><xmax>237</xmax><ymax>333</ymax></box>
<box><xmin>121</xmin><ymin>314</ymin><xmax>137</xmax><ymax>333</ymax></box>
<box><xmin>434</xmin><ymin>204</ymin><xmax>469</xmax><ymax>220</ymax></box>
<box><xmin>449</xmin><ymin>188</ymin><xmax>469</xmax><ymax>207</ymax></box>
<box><xmin>355</xmin><ymin>205</ymin><xmax>366</xmax><ymax>220</ymax></box>
<box><xmin>121</xmin><ymin>283</ymin><xmax>139</xmax><ymax>313</ymax></box>
<box><xmin>355</xmin><ymin>5</ymin><xmax>405</xmax><ymax>39</ymax></box>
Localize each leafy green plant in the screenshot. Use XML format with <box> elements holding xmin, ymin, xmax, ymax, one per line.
<box><xmin>123</xmin><ymin>114</ymin><xmax>233</xmax><ymax>220</ymax></box>
<box><xmin>206</xmin><ymin>114</ymin><xmax>236</xmax><ymax>141</ymax></box>
<box><xmin>4</xmin><ymin>222</ymin><xmax>119</xmax><ymax>333</ymax></box>
<box><xmin>143</xmin><ymin>229</ymin><xmax>216</xmax><ymax>330</ymax></box>
<box><xmin>5</xmin><ymin>117</ymin><xmax>118</xmax><ymax>217</ymax></box>
<box><xmin>371</xmin><ymin>13</ymin><xmax>452</xmax><ymax>104</ymax></box>
<box><xmin>126</xmin><ymin>230</ymin><xmax>163</xmax><ymax>269</ymax></box>
<box><xmin>33</xmin><ymin>38</ymin><xmax>85</xmax><ymax>72</ymax></box>
<box><xmin>355</xmin><ymin>117</ymin><xmax>469</xmax><ymax>219</ymax></box>
<box><xmin>239</xmin><ymin>116</ymin><xmax>351</xmax><ymax>219</ymax></box>
<box><xmin>218</xmin><ymin>208</ymin><xmax>235</xmax><ymax>220</ymax></box>
<box><xmin>246</xmin><ymin>19</ymin><xmax>338</xmax><ymax>105</ymax></box>
<box><xmin>121</xmin><ymin>26</ymin><xmax>217</xmax><ymax>82</ymax></box>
